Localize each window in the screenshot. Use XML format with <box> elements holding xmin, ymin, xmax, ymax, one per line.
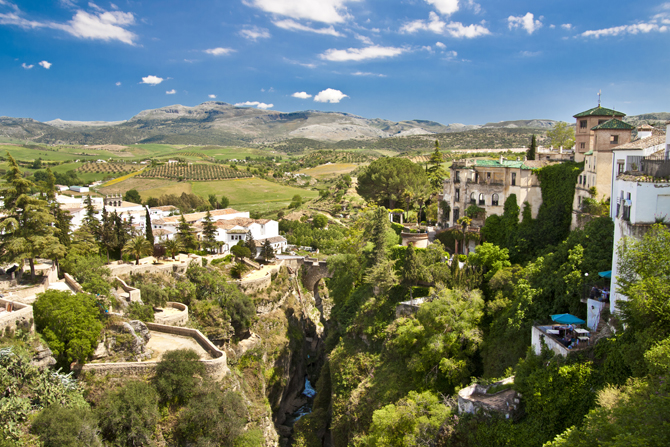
<box><xmin>580</xmin><ymin>120</ymin><xmax>587</xmax><ymax>129</ymax></box>
<box><xmin>455</xmin><ymin>188</ymin><xmax>460</xmax><ymax>202</ymax></box>
<box><xmin>617</xmin><ymin>162</ymin><xmax>625</xmax><ymax>175</ymax></box>
<box><xmin>453</xmin><ymin>208</ymin><xmax>459</xmax><ymax>222</ymax></box>
<box><xmin>470</xmin><ymin>192</ymin><xmax>477</xmax><ymax>204</ymax></box>
<box><xmin>454</xmin><ymin>171</ymin><xmax>460</xmax><ymax>182</ymax></box>
<box><xmin>610</xmin><ymin>135</ymin><xmax>619</xmax><ymax>145</ymax></box>
<box><xmin>580</xmin><ymin>142</ymin><xmax>586</xmax><ymax>150</ymax></box>
<box><xmin>479</xmin><ymin>193</ymin><xmax>485</xmax><ymax>206</ymax></box>
<box><xmin>511</xmin><ymin>172</ymin><xmax>517</xmax><ymax>186</ymax></box>
<box><xmin>492</xmin><ymin>194</ymin><xmax>499</xmax><ymax>206</ymax></box>
<box><xmin>598</xmin><ymin>119</ymin><xmax>607</xmax><ymax>125</ymax></box>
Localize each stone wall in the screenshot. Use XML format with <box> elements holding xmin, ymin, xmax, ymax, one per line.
<box><xmin>458</xmin><ymin>377</ymin><xmax>520</xmax><ymax>419</ymax></box>
<box><xmin>531</xmin><ymin>326</ymin><xmax>569</xmax><ymax>357</ymax></box>
<box><xmin>153</xmin><ymin>302</ymin><xmax>188</xmax><ymax>326</ymax></box>
<box><xmin>114</xmin><ymin>276</ymin><xmax>141</xmax><ymax>302</ymax></box>
<box><xmin>64</xmin><ymin>273</ymin><xmax>84</xmax><ymax>293</ymax></box>
<box><xmin>80</xmin><ymin>323</ymin><xmax>229</xmax><ymax>380</ymax></box>
<box><xmin>237</xmin><ymin>273</ymin><xmax>272</xmax><ymax>293</ymax></box>
<box><xmin>107</xmin><ymin>256</ymin><xmax>202</xmax><ymax>277</ymax></box>
<box><xmin>0</xmin><ymin>264</ymin><xmax>58</xmax><ymax>303</ymax></box>
<box><xmin>0</xmin><ymin>299</ymin><xmax>33</xmax><ymax>334</ymax></box>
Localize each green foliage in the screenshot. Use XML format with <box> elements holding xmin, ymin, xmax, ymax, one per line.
<box><xmin>468</xmin><ymin>242</ymin><xmax>511</xmax><ymax>281</ymax></box>
<box><xmin>388</xmin><ymin>288</ymin><xmax>484</xmax><ymax>390</ymax></box>
<box><xmin>125</xmin><ymin>302</ymin><xmax>154</xmax><ymax>322</ymax></box>
<box><xmin>123</xmin><ymin>189</ymin><xmax>142</xmax><ymax>204</ymax></box>
<box><xmin>312</xmin><ymin>213</ymin><xmax>328</xmax><ymax>229</ymax></box>
<box><xmin>357</xmin><ymin>157</ymin><xmax>429</xmax><ymax>208</ymax></box>
<box><xmin>31</xmin><ymin>405</ymin><xmax>102</xmax><ymax>447</ymax></box>
<box><xmin>61</xmin><ymin>254</ymin><xmax>112</xmax><ymax>296</ymax></box>
<box><xmin>465</xmin><ymin>204</ymin><xmax>485</xmax><ymax>218</ymax></box>
<box><xmin>363</xmin><ymin>391</ymin><xmax>450</xmax><ymax>447</ymax></box>
<box><xmin>176</xmin><ymin>385</ymin><xmax>247</xmax><ymax>446</ymax></box>
<box><xmin>33</xmin><ymin>290</ymin><xmax>103</xmax><ymax>367</ymax></box>
<box><xmin>231</xmin><ymin>242</ymin><xmax>252</xmax><ymax>259</ymax></box>
<box><xmin>96</xmin><ymin>381</ymin><xmax>159</xmax><ymax>447</ymax></box>
<box><xmin>526</xmin><ymin>134</ymin><xmax>537</xmax><ymax>160</ymax></box>
<box><xmin>122</xmin><ymin>236</ymin><xmax>153</xmax><ymax>265</ymax></box>
<box><xmin>279</xmin><ymin>219</ymin><xmax>347</xmax><ymax>253</ymax></box>
<box><xmin>230</xmin><ymin>261</ymin><xmax>250</xmax><ymax>279</ymax></box>
<box><xmin>546</xmin><ymin>121</ymin><xmax>575</xmax><ymax>150</ymax></box>
<box><xmin>153</xmin><ymin>349</ymin><xmax>205</xmax><ymax>406</ymax></box>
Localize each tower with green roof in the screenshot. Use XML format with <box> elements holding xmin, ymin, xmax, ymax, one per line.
<box><xmin>573</xmin><ymin>105</ymin><xmax>626</xmax><ymax>162</ymax></box>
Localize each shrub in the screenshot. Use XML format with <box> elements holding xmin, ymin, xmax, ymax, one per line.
<box><xmin>97</xmin><ymin>381</ymin><xmax>159</xmax><ymax>446</ymax></box>
<box><xmin>31</xmin><ymin>405</ymin><xmax>102</xmax><ymax>447</ymax></box>
<box><xmin>153</xmin><ymin>349</ymin><xmax>205</xmax><ymax>406</ymax></box>
<box><xmin>126</xmin><ymin>302</ymin><xmax>154</xmax><ymax>322</ymax></box>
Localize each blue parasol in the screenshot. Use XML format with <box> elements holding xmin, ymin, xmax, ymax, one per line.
<box><xmin>598</xmin><ymin>271</ymin><xmax>612</xmax><ymax>278</ymax></box>
<box><xmin>550</xmin><ymin>314</ymin><xmax>586</xmax><ymax>325</ymax></box>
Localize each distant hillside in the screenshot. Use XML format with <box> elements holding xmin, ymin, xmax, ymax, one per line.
<box><xmin>0</xmin><ymin>103</ymin><xmax>666</xmax><ymax>147</ymax></box>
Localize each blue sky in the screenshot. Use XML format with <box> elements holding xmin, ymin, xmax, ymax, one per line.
<box><xmin>1</xmin><ymin>0</ymin><xmax>669</xmax><ymax>125</ymax></box>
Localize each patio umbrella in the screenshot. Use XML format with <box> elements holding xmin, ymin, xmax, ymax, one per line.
<box><xmin>550</xmin><ymin>314</ymin><xmax>586</xmax><ymax>325</ymax></box>
<box><xmin>598</xmin><ymin>271</ymin><xmax>612</xmax><ymax>278</ymax></box>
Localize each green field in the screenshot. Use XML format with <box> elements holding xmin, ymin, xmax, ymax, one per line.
<box><xmin>298</xmin><ymin>163</ymin><xmax>360</xmax><ymax>178</ymax></box>
<box><xmin>192</xmin><ymin>178</ymin><xmax>318</xmax><ymax>212</ymax></box>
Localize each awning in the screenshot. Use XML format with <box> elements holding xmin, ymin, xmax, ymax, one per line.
<box><xmin>598</xmin><ymin>270</ymin><xmax>612</xmax><ymax>279</ymax></box>
<box><xmin>551</xmin><ymin>314</ymin><xmax>586</xmax><ymax>325</ymax></box>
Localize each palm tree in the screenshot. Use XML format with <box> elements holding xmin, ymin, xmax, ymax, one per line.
<box><xmin>456</xmin><ymin>216</ymin><xmax>472</xmax><ymax>255</ymax></box>
<box><xmin>122</xmin><ymin>236</ymin><xmax>153</xmax><ymax>265</ymax></box>
<box><xmin>164</xmin><ymin>239</ymin><xmax>182</xmax><ymax>261</ymax></box>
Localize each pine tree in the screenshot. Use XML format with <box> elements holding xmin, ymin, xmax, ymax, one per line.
<box><xmin>176</xmin><ymin>215</ymin><xmax>198</xmax><ymax>251</ymax></box>
<box><xmin>427</xmin><ymin>140</ymin><xmax>448</xmax><ymax>190</ymax></box>
<box><xmin>83</xmin><ymin>194</ymin><xmax>100</xmax><ymax>239</ymax></box>
<box><xmin>201</xmin><ymin>210</ymin><xmax>218</xmax><ymax>253</ymax></box>
<box><xmin>145</xmin><ymin>208</ymin><xmax>155</xmax><ymax>246</ymax></box>
<box><xmin>245</xmin><ymin>230</ymin><xmax>256</xmax><ymax>258</ymax></box>
<box><xmin>369</xmin><ymin>207</ymin><xmax>391</xmax><ymax>266</ymax></box>
<box><xmin>99</xmin><ymin>207</ymin><xmax>117</xmax><ymax>261</ymax></box>
<box><xmin>261</xmin><ymin>239</ymin><xmax>275</xmax><ymax>262</ymax></box>
<box><xmin>0</xmin><ymin>154</ymin><xmax>65</xmax><ymax>281</ymax></box>
<box><xmin>527</xmin><ymin>134</ymin><xmax>537</xmax><ymax>161</ymax></box>
<box><xmin>402</xmin><ymin>243</ymin><xmax>423</xmax><ymax>300</ymax></box>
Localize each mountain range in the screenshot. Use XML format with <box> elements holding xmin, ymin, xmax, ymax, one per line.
<box><xmin>1</xmin><ymin>102</ymin><xmax>667</xmax><ymax>147</ymax></box>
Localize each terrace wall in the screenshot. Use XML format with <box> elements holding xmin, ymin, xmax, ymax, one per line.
<box><xmin>153</xmin><ymin>302</ymin><xmax>188</xmax><ymax>326</ymax></box>
<box><xmin>0</xmin><ymin>299</ymin><xmax>33</xmax><ymax>334</ymax></box>
<box><xmin>80</xmin><ymin>323</ymin><xmax>229</xmax><ymax>380</ymax></box>
<box><xmin>531</xmin><ymin>326</ymin><xmax>570</xmax><ymax>357</ymax></box>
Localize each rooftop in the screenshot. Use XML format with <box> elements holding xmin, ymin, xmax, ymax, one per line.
<box><xmin>613</xmin><ymin>134</ymin><xmax>666</xmax><ymax>151</ymax></box>
<box><xmin>574</xmin><ymin>106</ymin><xmax>626</xmax><ymax>118</ymax></box>
<box><xmin>473</xmin><ymin>159</ymin><xmax>555</xmax><ymax>170</ymax></box>
<box><xmin>591</xmin><ymin>118</ymin><xmax>636</xmax><ymax>131</ymax></box>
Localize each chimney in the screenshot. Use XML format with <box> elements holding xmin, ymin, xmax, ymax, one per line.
<box><xmin>637</xmin><ymin>125</ymin><xmax>653</xmax><ymax>140</ymax></box>
<box><xmin>499</xmin><ymin>154</ymin><xmax>504</xmax><ymax>164</ymax></box>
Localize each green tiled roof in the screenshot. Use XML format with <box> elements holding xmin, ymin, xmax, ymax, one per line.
<box><xmin>591</xmin><ymin>119</ymin><xmax>635</xmax><ymax>131</ymax></box>
<box><xmin>475</xmin><ymin>159</ymin><xmax>532</xmax><ymax>170</ymax></box>
<box><xmin>574</xmin><ymin>106</ymin><xmax>626</xmax><ymax>118</ymax></box>
<box><xmin>584</xmin><ymin>150</ymin><xmax>594</xmax><ymax>156</ymax></box>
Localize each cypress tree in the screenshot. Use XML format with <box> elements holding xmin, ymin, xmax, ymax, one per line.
<box><xmin>145</xmin><ymin>208</ymin><xmax>155</xmax><ymax>246</ymax></box>
<box><xmin>527</xmin><ymin>134</ymin><xmax>537</xmax><ymax>160</ymax></box>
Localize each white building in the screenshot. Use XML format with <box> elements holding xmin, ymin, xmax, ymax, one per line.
<box><xmin>609</xmin><ymin>122</ymin><xmax>670</xmax><ymax>315</ymax></box>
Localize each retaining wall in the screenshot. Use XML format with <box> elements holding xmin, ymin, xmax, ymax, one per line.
<box><xmin>0</xmin><ymin>299</ymin><xmax>33</xmax><ymax>334</ymax></box>
<box><xmin>64</xmin><ymin>273</ymin><xmax>84</xmax><ymax>293</ymax></box>
<box><xmin>237</xmin><ymin>273</ymin><xmax>272</xmax><ymax>293</ymax></box>
<box><xmin>80</xmin><ymin>322</ymin><xmax>229</xmax><ymax>380</ymax></box>
<box><xmin>153</xmin><ymin>302</ymin><xmax>188</xmax><ymax>326</ymax></box>
<box><xmin>0</xmin><ymin>264</ymin><xmax>58</xmax><ymax>302</ymax></box>
<box><xmin>107</xmin><ymin>256</ymin><xmax>202</xmax><ymax>277</ymax></box>
<box><xmin>114</xmin><ymin>277</ymin><xmax>141</xmax><ymax>302</ymax></box>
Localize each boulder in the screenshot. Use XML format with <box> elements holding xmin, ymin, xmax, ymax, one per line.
<box><xmin>128</xmin><ymin>320</ymin><xmax>151</xmax><ymax>342</ymax></box>
<box><xmin>31</xmin><ymin>344</ymin><xmax>56</xmax><ymax>370</ymax></box>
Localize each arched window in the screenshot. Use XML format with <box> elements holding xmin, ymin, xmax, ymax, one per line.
<box><xmin>492</xmin><ymin>193</ymin><xmax>499</xmax><ymax>206</ymax></box>
<box><xmin>479</xmin><ymin>193</ymin><xmax>485</xmax><ymax>205</ymax></box>
<box><xmin>470</xmin><ymin>192</ymin><xmax>476</xmax><ymax>204</ymax></box>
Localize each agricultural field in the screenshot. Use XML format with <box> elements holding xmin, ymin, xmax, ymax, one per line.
<box><xmin>298</xmin><ymin>163</ymin><xmax>360</xmax><ymax>178</ymax></box>
<box><xmin>138</xmin><ymin>163</ymin><xmax>252</xmax><ymax>181</ymax></box>
<box><xmin>99</xmin><ymin>178</ymin><xmax>185</xmax><ymax>195</ymax></box>
<box><xmin>139</xmin><ymin>182</ymin><xmax>193</xmax><ymax>200</ymax></box>
<box><xmin>192</xmin><ymin>178</ymin><xmax>319</xmax><ymax>212</ymax></box>
<box><xmin>76</xmin><ymin>162</ymin><xmax>143</xmax><ymax>175</ymax></box>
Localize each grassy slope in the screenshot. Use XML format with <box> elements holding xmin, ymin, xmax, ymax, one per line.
<box><xmin>298</xmin><ymin>163</ymin><xmax>359</xmax><ymax>178</ymax></box>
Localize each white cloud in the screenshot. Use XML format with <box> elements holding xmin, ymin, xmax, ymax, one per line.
<box><xmin>273</xmin><ymin>19</ymin><xmax>343</xmax><ymax>36</ymax></box>
<box><xmin>319</xmin><ymin>45</ymin><xmax>407</xmax><ymax>61</ymax></box>
<box><xmin>208</xmin><ymin>94</ymin><xmax>217</xmax><ymax>98</ymax></box>
<box><xmin>444</xmin><ymin>21</ymin><xmax>490</xmax><ymax>38</ymax></box>
<box><xmin>582</xmin><ymin>22</ymin><xmax>667</xmax><ymax>38</ymax></box>
<box><xmin>0</xmin><ymin>3</ymin><xmax>138</xmax><ymax>45</ymax></box>
<box><xmin>116</xmin><ymin>81</ymin><xmax>121</xmax><ymax>86</ymax></box>
<box><xmin>354</xmin><ymin>33</ymin><xmax>373</xmax><ymax>45</ymax></box>
<box><xmin>244</xmin><ymin>0</ymin><xmax>360</xmax><ymax>24</ymax></box>
<box><xmin>401</xmin><ymin>13</ymin><xmax>489</xmax><ymax>38</ymax></box>
<box><xmin>435</xmin><ymin>41</ymin><xmax>446</xmax><ymax>48</ymax></box>
<box><xmin>21</xmin><ymin>62</ymin><xmax>33</xmax><ymax>69</ymax></box>
<box><xmin>443</xmin><ymin>50</ymin><xmax>457</xmax><ymax>59</ymax></box>
<box><xmin>59</xmin><ymin>0</ymin><xmax>77</xmax><ymax>8</ymax></box>
<box><xmin>425</xmin><ymin>0</ymin><xmax>459</xmax><ymax>16</ymax></box>
<box><xmin>240</xmin><ymin>26</ymin><xmax>270</xmax><ymax>40</ymax></box>
<box><xmin>508</xmin><ymin>12</ymin><xmax>543</xmax><ymax>34</ymax></box>
<box><xmin>38</xmin><ymin>60</ymin><xmax>51</xmax><ymax>69</ymax></box>
<box><xmin>284</xmin><ymin>57</ymin><xmax>318</xmax><ymax>68</ymax></box>
<box><xmin>204</xmin><ymin>47</ymin><xmax>235</xmax><ymax>56</ymax></box>
<box><xmin>561</xmin><ymin>23</ymin><xmax>572</xmax><ymax>30</ymax></box>
<box><xmin>166</xmin><ymin>89</ymin><xmax>176</xmax><ymax>94</ymax></box>
<box><xmin>141</xmin><ymin>75</ymin><xmax>163</xmax><ymax>85</ymax></box>
<box><xmin>520</xmin><ymin>50</ymin><xmax>541</xmax><ymax>57</ymax></box>
<box><xmin>314</xmin><ymin>88</ymin><xmax>348</xmax><ymax>103</ymax></box>
<box><xmin>292</xmin><ymin>91</ymin><xmax>312</xmax><ymax>99</ymax></box>
<box><xmin>351</xmin><ymin>71</ymin><xmax>386</xmax><ymax>77</ymax></box>
<box><xmin>235</xmin><ymin>101</ymin><xmax>274</xmax><ymax>109</ymax></box>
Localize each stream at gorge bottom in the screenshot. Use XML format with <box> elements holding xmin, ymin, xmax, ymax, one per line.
<box><xmin>284</xmin><ymin>376</ymin><xmax>317</xmax><ymax>445</ymax></box>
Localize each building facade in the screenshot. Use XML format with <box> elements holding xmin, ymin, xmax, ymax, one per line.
<box><xmin>573</xmin><ymin>106</ymin><xmax>626</xmax><ymax>163</ymax></box>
